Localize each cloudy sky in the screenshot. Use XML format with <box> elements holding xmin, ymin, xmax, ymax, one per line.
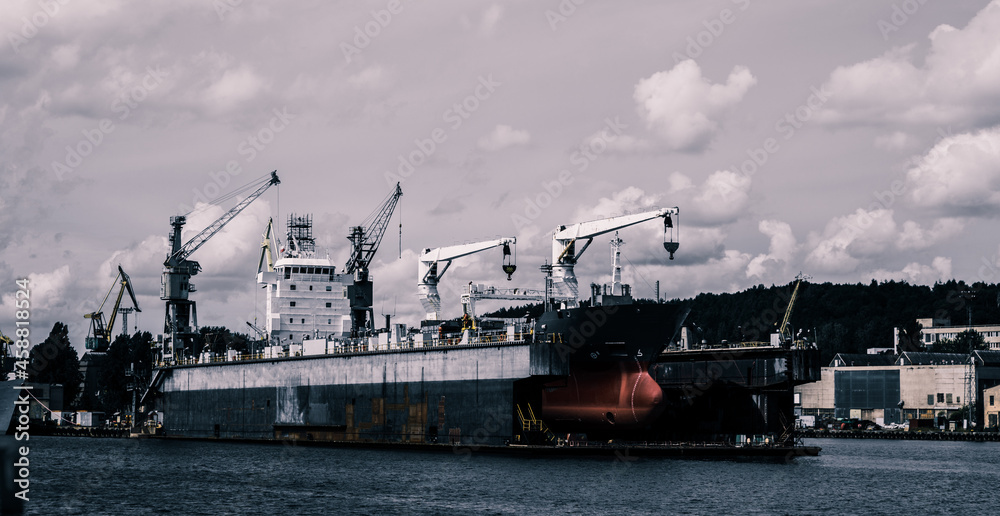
<box><xmin>3</xmin><ymin>0</ymin><xmax>1000</xmax><ymax>351</ymax></box>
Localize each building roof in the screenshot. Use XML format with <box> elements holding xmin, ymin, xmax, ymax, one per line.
<box><xmin>973</xmin><ymin>350</ymin><xmax>1000</xmax><ymax>367</ymax></box>
<box><xmin>829</xmin><ymin>353</ymin><xmax>896</xmax><ymax>367</ymax></box>
<box><xmin>896</xmin><ymin>352</ymin><xmax>971</xmax><ymax>366</ymax></box>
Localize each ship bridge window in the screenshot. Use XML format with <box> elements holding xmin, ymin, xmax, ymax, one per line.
<box><xmin>307</xmin><ymin>267</ymin><xmax>315</xmax><ymax>274</ymax></box>
<box><xmin>284</xmin><ymin>268</ymin><xmax>290</xmax><ymax>279</ymax></box>
<box><xmin>322</xmin><ymin>268</ymin><xmax>330</xmax><ymax>275</ymax></box>
<box><xmin>293</xmin><ymin>267</ymin><xmax>300</xmax><ymax>273</ymax></box>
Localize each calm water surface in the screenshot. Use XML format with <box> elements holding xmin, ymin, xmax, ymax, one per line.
<box><xmin>20</xmin><ymin>437</ymin><xmax>1000</xmax><ymax>515</ymax></box>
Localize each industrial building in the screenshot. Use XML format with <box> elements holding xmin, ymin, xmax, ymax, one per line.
<box><xmin>986</xmin><ymin>384</ymin><xmax>1000</xmax><ymax>429</ymax></box>
<box><xmin>796</xmin><ymin>351</ymin><xmax>1000</xmax><ymax>428</ymax></box>
<box><xmin>895</xmin><ymin>318</ymin><xmax>1000</xmax><ymax>351</ymax></box>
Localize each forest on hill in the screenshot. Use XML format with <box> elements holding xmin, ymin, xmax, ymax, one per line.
<box><xmin>485</xmin><ymin>280</ymin><xmax>1000</xmax><ymax>365</ymax></box>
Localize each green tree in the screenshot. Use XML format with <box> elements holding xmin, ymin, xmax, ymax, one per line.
<box><xmin>934</xmin><ymin>329</ymin><xmax>987</xmax><ymax>354</ymax></box>
<box><xmin>96</xmin><ymin>332</ymin><xmax>155</xmax><ymax>414</ymax></box>
<box><xmin>27</xmin><ymin>322</ymin><xmax>84</xmax><ymax>409</ymax></box>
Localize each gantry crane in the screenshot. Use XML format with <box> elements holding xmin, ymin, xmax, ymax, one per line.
<box><xmin>418</xmin><ymin>237</ymin><xmax>517</xmax><ymax>320</ymax></box>
<box><xmin>161</xmin><ymin>171</ymin><xmax>280</xmax><ymax>359</ymax></box>
<box><xmin>85</xmin><ymin>265</ymin><xmax>141</xmax><ymax>352</ymax></box>
<box><xmin>345</xmin><ymin>182</ymin><xmax>403</xmax><ymax>335</ymax></box>
<box><xmin>548</xmin><ymin>207</ymin><xmax>679</xmax><ymax>307</ymax></box>
<box><xmin>461</xmin><ymin>283</ymin><xmax>544</xmax><ymax>321</ymax></box>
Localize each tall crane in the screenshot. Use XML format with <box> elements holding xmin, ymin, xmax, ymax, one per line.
<box><xmin>418</xmin><ymin>237</ymin><xmax>517</xmax><ymax>320</ymax></box>
<box><xmin>345</xmin><ymin>182</ymin><xmax>403</xmax><ymax>335</ymax></box>
<box><xmin>257</xmin><ymin>217</ymin><xmax>278</xmax><ymax>274</ymax></box>
<box><xmin>161</xmin><ymin>171</ymin><xmax>280</xmax><ymax>359</ymax></box>
<box><xmin>777</xmin><ymin>273</ymin><xmax>809</xmax><ymax>347</ymax></box>
<box><xmin>548</xmin><ymin>207</ymin><xmax>679</xmax><ymax>307</ymax></box>
<box><xmin>85</xmin><ymin>265</ymin><xmax>141</xmax><ymax>352</ymax></box>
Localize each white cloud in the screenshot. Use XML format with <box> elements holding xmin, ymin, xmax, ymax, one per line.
<box><xmin>896</xmin><ymin>219</ymin><xmax>965</xmax><ymax>250</ymax></box>
<box><xmin>906</xmin><ymin>126</ymin><xmax>1000</xmax><ymax>217</ymax></box>
<box><xmin>633</xmin><ymin>59</ymin><xmax>756</xmax><ymax>152</ymax></box>
<box><xmin>817</xmin><ymin>1</ymin><xmax>1000</xmax><ymax>127</ymax></box>
<box><xmin>349</xmin><ymin>65</ymin><xmax>387</xmax><ymax>89</ymax></box>
<box><xmin>205</xmin><ymin>65</ymin><xmax>267</xmax><ymax>111</ymax></box>
<box><xmin>805</xmin><ymin>208</ymin><xmax>961</xmax><ymax>275</ymax></box>
<box><xmin>747</xmin><ymin>220</ymin><xmax>797</xmax><ymax>279</ymax></box>
<box><xmin>664</xmin><ymin>170</ymin><xmax>751</xmax><ymax>226</ymax></box>
<box><xmin>874</xmin><ymin>131</ymin><xmax>914</xmax><ymax>151</ymax></box>
<box><xmin>872</xmin><ymin>257</ymin><xmax>952</xmax><ymax>284</ymax></box>
<box><xmin>478</xmin><ymin>124</ymin><xmax>530</xmax><ymax>151</ymax></box>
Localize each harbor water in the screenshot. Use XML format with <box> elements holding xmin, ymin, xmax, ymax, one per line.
<box><xmin>19</xmin><ymin>437</ymin><xmax>1000</xmax><ymax>515</ymax></box>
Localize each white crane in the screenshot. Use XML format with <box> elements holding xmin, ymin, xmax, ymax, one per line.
<box><xmin>418</xmin><ymin>238</ymin><xmax>516</xmax><ymax>320</ymax></box>
<box><xmin>548</xmin><ymin>207</ymin><xmax>679</xmax><ymax>306</ymax></box>
<box><xmin>461</xmin><ymin>283</ymin><xmax>545</xmax><ymax>321</ymax></box>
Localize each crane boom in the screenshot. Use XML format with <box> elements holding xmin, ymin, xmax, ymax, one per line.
<box><xmin>85</xmin><ymin>265</ymin><xmax>141</xmax><ymax>351</ymax></box>
<box><xmin>549</xmin><ymin>207</ymin><xmax>678</xmax><ymax>306</ymax></box>
<box><xmin>167</xmin><ymin>171</ymin><xmax>280</xmax><ymax>264</ymax></box>
<box><xmin>417</xmin><ymin>237</ymin><xmax>516</xmax><ymax>320</ymax></box>
<box><xmin>778</xmin><ymin>273</ymin><xmax>809</xmax><ymax>345</ymax></box>
<box><xmin>160</xmin><ymin>171</ymin><xmax>280</xmax><ymax>360</ymax></box>
<box><xmin>345</xmin><ymin>182</ymin><xmax>403</xmax><ymax>275</ymax></box>
<box><xmin>344</xmin><ymin>182</ymin><xmax>403</xmax><ymax>335</ymax></box>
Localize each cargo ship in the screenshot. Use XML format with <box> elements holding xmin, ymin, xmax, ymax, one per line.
<box><xmin>144</xmin><ymin>185</ymin><xmax>698</xmax><ymax>447</ymax></box>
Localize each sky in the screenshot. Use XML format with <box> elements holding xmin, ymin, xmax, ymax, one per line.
<box><xmin>2</xmin><ymin>0</ymin><xmax>1000</xmax><ymax>352</ymax></box>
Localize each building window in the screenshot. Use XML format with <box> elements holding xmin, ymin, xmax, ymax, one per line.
<box><xmin>289</xmin><ymin>318</ymin><xmax>293</xmax><ymax>323</ymax></box>
<box><xmin>937</xmin><ymin>393</ymin><xmax>944</xmax><ymax>403</ymax></box>
<box><xmin>301</xmin><ymin>318</ymin><xmax>305</xmax><ymax>324</ymax></box>
<box><xmin>290</xmin><ymin>284</ymin><xmax>296</xmax><ymax>291</ymax></box>
<box><xmin>326</xmin><ymin>286</ymin><xmax>332</xmax><ymax>291</ymax></box>
<box><xmin>290</xmin><ymin>301</ymin><xmax>296</xmax><ymax>307</ymax></box>
<box><xmin>946</xmin><ymin>393</ymin><xmax>952</xmax><ymax>404</ymax></box>
<box><xmin>309</xmin><ymin>285</ymin><xmax>313</xmax><ymax>291</ymax></box>
<box><xmin>325</xmin><ymin>303</ymin><xmax>332</xmax><ymax>308</ymax></box>
<box><xmin>992</xmin><ymin>396</ymin><xmax>996</xmax><ymax>407</ymax></box>
<box><xmin>328</xmin><ymin>319</ymin><xmax>332</xmax><ymax>324</ymax></box>
<box><xmin>928</xmin><ymin>394</ymin><xmax>934</xmax><ymax>405</ymax></box>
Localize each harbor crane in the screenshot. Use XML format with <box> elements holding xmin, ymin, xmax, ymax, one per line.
<box><xmin>418</xmin><ymin>237</ymin><xmax>517</xmax><ymax>320</ymax></box>
<box><xmin>85</xmin><ymin>265</ymin><xmax>141</xmax><ymax>352</ymax></box>
<box><xmin>161</xmin><ymin>171</ymin><xmax>280</xmax><ymax>360</ymax></box>
<box><xmin>777</xmin><ymin>273</ymin><xmax>809</xmax><ymax>347</ymax></box>
<box><xmin>548</xmin><ymin>207</ymin><xmax>679</xmax><ymax>307</ymax></box>
<box><xmin>345</xmin><ymin>182</ymin><xmax>403</xmax><ymax>335</ymax></box>
<box><xmin>461</xmin><ymin>283</ymin><xmax>544</xmax><ymax>321</ymax></box>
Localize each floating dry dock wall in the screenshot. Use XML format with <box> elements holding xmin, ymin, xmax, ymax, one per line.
<box><xmin>156</xmin><ymin>342</ymin><xmax>530</xmax><ymax>446</ymax></box>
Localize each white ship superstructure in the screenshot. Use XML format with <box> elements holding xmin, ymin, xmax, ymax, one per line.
<box><xmin>257</xmin><ymin>214</ymin><xmax>352</xmax><ymax>346</ymax></box>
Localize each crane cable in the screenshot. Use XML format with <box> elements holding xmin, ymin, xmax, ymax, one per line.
<box><xmin>181</xmin><ymin>173</ymin><xmax>275</xmax><ymax>217</ymax></box>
